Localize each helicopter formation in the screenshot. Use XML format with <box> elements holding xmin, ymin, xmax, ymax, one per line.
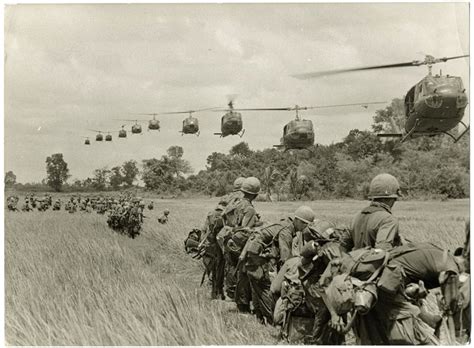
<box><xmin>83</xmin><ymin>54</ymin><xmax>469</xmax><ymax>150</ymax></box>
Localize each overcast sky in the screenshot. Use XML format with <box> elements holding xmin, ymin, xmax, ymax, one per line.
<box><xmin>5</xmin><ymin>3</ymin><xmax>469</xmax><ymax>183</ymax></box>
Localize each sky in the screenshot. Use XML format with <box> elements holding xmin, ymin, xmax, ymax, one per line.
<box><xmin>4</xmin><ymin>3</ymin><xmax>470</xmax><ymax>183</ymax></box>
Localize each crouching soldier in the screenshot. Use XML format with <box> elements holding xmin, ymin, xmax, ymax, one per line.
<box><xmin>158</xmin><ymin>209</ymin><xmax>170</xmax><ymax>224</ymax></box>
<box><xmin>317</xmin><ymin>242</ymin><xmax>467</xmax><ymax>345</ymax></box>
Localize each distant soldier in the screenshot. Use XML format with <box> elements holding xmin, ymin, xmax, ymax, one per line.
<box><xmin>158</xmin><ymin>209</ymin><xmax>170</xmax><ymax>224</ymax></box>
<box><xmin>85</xmin><ymin>202</ymin><xmax>92</xmax><ymax>213</ymax></box>
<box><xmin>30</xmin><ymin>194</ymin><xmax>37</xmax><ymax>209</ymax></box>
<box><xmin>52</xmin><ymin>199</ymin><xmax>61</xmax><ymax>211</ymax></box>
<box><xmin>148</xmin><ymin>201</ymin><xmax>154</xmax><ymax>210</ymax></box>
<box><xmin>21</xmin><ymin>198</ymin><xmax>31</xmax><ymax>212</ymax></box>
<box><xmin>127</xmin><ymin>199</ymin><xmax>142</xmax><ymax>238</ymax></box>
<box><xmin>6</xmin><ymin>196</ymin><xmax>19</xmax><ymax>211</ymax></box>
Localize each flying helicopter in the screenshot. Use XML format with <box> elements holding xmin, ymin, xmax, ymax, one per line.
<box><xmin>231</xmin><ymin>102</ymin><xmax>386</xmax><ymax>151</ymax></box>
<box><xmin>118</xmin><ymin>125</ymin><xmax>127</xmax><ymax>138</ymax></box>
<box><xmin>82</xmin><ymin>137</ymin><xmax>91</xmax><ymax>145</ymax></box>
<box><xmin>157</xmin><ymin>107</ymin><xmax>217</xmax><ymax>136</ymax></box>
<box><xmin>214</xmin><ymin>101</ymin><xmax>245</xmax><ymax>137</ymax></box>
<box><xmin>293</xmin><ymin>54</ymin><xmax>470</xmax><ymax>142</ymax></box>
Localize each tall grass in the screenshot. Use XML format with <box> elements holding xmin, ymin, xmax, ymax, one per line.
<box><xmin>5</xmin><ymin>199</ymin><xmax>468</xmax><ymax>345</ymax></box>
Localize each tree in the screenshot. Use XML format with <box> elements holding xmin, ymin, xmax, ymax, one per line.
<box><xmin>167</xmin><ymin>146</ymin><xmax>184</xmax><ymax>159</ymax></box>
<box><xmin>4</xmin><ymin>171</ymin><xmax>16</xmax><ymax>187</ymax></box>
<box><xmin>93</xmin><ymin>168</ymin><xmax>110</xmax><ymax>191</ymax></box>
<box><xmin>45</xmin><ymin>153</ymin><xmax>70</xmax><ymax>192</ymax></box>
<box><xmin>342</xmin><ymin>129</ymin><xmax>384</xmax><ymax>161</ymax></box>
<box><xmin>109</xmin><ymin>166</ymin><xmax>124</xmax><ymax>190</ymax></box>
<box><xmin>166</xmin><ymin>146</ymin><xmax>192</xmax><ymax>177</ymax></box>
<box><xmin>122</xmin><ymin>160</ymin><xmax>139</xmax><ymax>187</ymax></box>
<box><xmin>230</xmin><ymin>142</ymin><xmax>252</xmax><ymax>158</ymax></box>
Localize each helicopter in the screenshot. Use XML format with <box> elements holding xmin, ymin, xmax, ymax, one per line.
<box><xmin>231</xmin><ymin>102</ymin><xmax>386</xmax><ymax>151</ymax></box>
<box><xmin>157</xmin><ymin>107</ymin><xmax>217</xmax><ymax>136</ymax></box>
<box><xmin>118</xmin><ymin>125</ymin><xmax>127</xmax><ymax>138</ymax></box>
<box><xmin>82</xmin><ymin>137</ymin><xmax>91</xmax><ymax>145</ymax></box>
<box><xmin>293</xmin><ymin>54</ymin><xmax>470</xmax><ymax>143</ymax></box>
<box><xmin>214</xmin><ymin>101</ymin><xmax>245</xmax><ymax>137</ymax></box>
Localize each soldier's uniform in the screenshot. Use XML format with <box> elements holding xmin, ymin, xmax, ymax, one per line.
<box><xmin>232</xmin><ymin>196</ymin><xmax>259</xmax><ymax>312</ymax></box>
<box><xmin>349</xmin><ymin>201</ymin><xmax>401</xmax><ymax>251</ymax></box>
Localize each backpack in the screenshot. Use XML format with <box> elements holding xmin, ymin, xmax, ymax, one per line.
<box><xmin>222</xmin><ymin>197</ymin><xmax>241</xmax><ymax>227</ymax></box>
<box><xmin>184</xmin><ymin>229</ymin><xmax>202</xmax><ymax>254</ymax></box>
<box><xmin>225</xmin><ymin>227</ymin><xmax>253</xmax><ymax>257</ymax></box>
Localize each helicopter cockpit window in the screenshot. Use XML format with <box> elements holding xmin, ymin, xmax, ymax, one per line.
<box><xmin>424</xmin><ymin>80</ymin><xmax>437</xmax><ymax>94</ymax></box>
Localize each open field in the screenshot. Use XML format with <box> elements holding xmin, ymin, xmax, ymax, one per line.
<box><xmin>5</xmin><ymin>198</ymin><xmax>469</xmax><ymax>345</ymax></box>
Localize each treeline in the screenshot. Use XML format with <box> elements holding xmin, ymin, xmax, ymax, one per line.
<box><xmin>6</xmin><ymin>99</ymin><xmax>469</xmax><ymax>200</ymax></box>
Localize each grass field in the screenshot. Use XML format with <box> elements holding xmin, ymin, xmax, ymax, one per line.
<box><xmin>5</xmin><ymin>198</ymin><xmax>469</xmax><ymax>345</ymax></box>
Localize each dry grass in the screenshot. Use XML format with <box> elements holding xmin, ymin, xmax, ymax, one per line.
<box><xmin>5</xmin><ymin>198</ymin><xmax>469</xmax><ymax>345</ymax></box>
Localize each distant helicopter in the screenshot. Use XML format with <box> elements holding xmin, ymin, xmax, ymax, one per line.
<box><xmin>214</xmin><ymin>101</ymin><xmax>245</xmax><ymax>137</ymax></box>
<box><xmin>293</xmin><ymin>54</ymin><xmax>470</xmax><ymax>142</ymax></box>
<box><xmin>157</xmin><ymin>107</ymin><xmax>217</xmax><ymax>136</ymax></box>
<box><xmin>235</xmin><ymin>102</ymin><xmax>385</xmax><ymax>151</ymax></box>
<box><xmin>118</xmin><ymin>125</ymin><xmax>127</xmax><ymax>138</ymax></box>
<box><xmin>82</xmin><ymin>136</ymin><xmax>91</xmax><ymax>145</ymax></box>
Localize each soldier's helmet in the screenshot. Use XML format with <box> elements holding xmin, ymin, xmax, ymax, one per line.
<box><xmin>368</xmin><ymin>173</ymin><xmax>401</xmax><ymax>199</ymax></box>
<box><xmin>294</xmin><ymin>206</ymin><xmax>315</xmax><ymax>224</ymax></box>
<box><xmin>164</xmin><ymin>209</ymin><xmax>170</xmax><ymax>215</ymax></box>
<box><xmin>241</xmin><ymin>177</ymin><xmax>261</xmax><ymax>195</ymax></box>
<box><xmin>233</xmin><ymin>177</ymin><xmax>246</xmax><ymax>191</ymax></box>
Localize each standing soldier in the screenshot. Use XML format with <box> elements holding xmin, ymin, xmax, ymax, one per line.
<box><xmin>127</xmin><ymin>199</ymin><xmax>142</xmax><ymax>238</ymax></box>
<box><xmin>229</xmin><ymin>177</ymin><xmax>261</xmax><ymax>313</ymax></box>
<box><xmin>348</xmin><ymin>173</ymin><xmax>403</xmax><ymax>251</ymax></box>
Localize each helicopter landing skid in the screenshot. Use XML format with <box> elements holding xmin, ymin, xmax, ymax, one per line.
<box><xmin>453</xmin><ymin>121</ymin><xmax>470</xmax><ymax>143</ymax></box>
<box><xmin>400</xmin><ymin>119</ymin><xmax>421</xmax><ymax>143</ymax></box>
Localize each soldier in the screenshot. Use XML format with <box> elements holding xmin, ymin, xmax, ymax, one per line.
<box><xmin>148</xmin><ymin>201</ymin><xmax>154</xmax><ymax>210</ymax></box>
<box><xmin>158</xmin><ymin>209</ymin><xmax>170</xmax><ymax>224</ymax></box>
<box><xmin>277</xmin><ymin>206</ymin><xmax>316</xmax><ymax>267</ymax></box>
<box><xmin>21</xmin><ymin>198</ymin><xmax>31</xmax><ymax>212</ymax></box>
<box><xmin>347</xmin><ymin>173</ymin><xmax>403</xmax><ymax>251</ymax></box>
<box><xmin>6</xmin><ymin>196</ymin><xmax>19</xmax><ymax>211</ymax></box>
<box><xmin>319</xmin><ymin>242</ymin><xmax>466</xmax><ymax>345</ymax></box>
<box><xmin>127</xmin><ymin>199</ymin><xmax>142</xmax><ymax>238</ymax></box>
<box><xmin>52</xmin><ymin>199</ymin><xmax>61</xmax><ymax>211</ymax></box>
<box><xmin>228</xmin><ymin>177</ymin><xmax>261</xmax><ymax>313</ymax></box>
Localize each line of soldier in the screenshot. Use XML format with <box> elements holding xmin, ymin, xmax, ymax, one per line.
<box><xmin>185</xmin><ymin>173</ymin><xmax>470</xmax><ymax>345</ymax></box>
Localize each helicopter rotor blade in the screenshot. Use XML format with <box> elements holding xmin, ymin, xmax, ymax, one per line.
<box><xmin>158</xmin><ymin>107</ymin><xmax>220</xmax><ymax>115</ymax></box>
<box><xmin>293</xmin><ymin>54</ymin><xmax>470</xmax><ymax>80</ymax></box>
<box><xmin>437</xmin><ymin>55</ymin><xmax>470</xmax><ymax>63</ymax></box>
<box><xmin>293</xmin><ymin>62</ymin><xmax>417</xmax><ymax>79</ymax></box>
<box><xmin>88</xmin><ymin>129</ymin><xmax>104</xmax><ymax>133</ymax></box>
<box><xmin>304</xmin><ymin>101</ymin><xmax>387</xmax><ymax>110</ymax></box>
